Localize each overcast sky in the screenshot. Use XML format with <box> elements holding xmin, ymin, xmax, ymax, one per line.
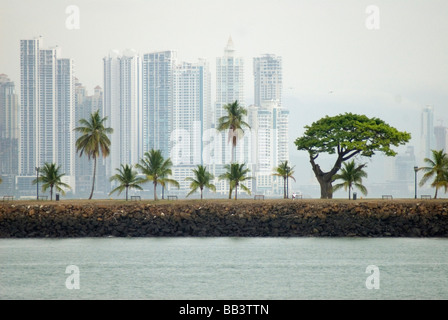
<box><xmin>1</xmin><ymin>0</ymin><xmax>448</xmax><ymax>193</ymax></box>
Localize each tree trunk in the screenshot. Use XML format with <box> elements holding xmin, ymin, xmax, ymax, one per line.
<box><xmin>235</xmin><ymin>184</ymin><xmax>238</xmax><ymax>200</ymax></box>
<box><xmin>310</xmin><ymin>154</ymin><xmax>342</xmax><ymax>199</ymax></box>
<box><xmin>434</xmin><ymin>187</ymin><xmax>438</xmax><ymax>199</ymax></box>
<box><xmin>50</xmin><ymin>186</ymin><xmax>53</xmax><ymax>201</ymax></box>
<box><xmin>154</xmin><ymin>181</ymin><xmax>158</xmax><ymax>201</ymax></box>
<box><xmin>89</xmin><ymin>156</ymin><xmax>97</xmax><ymax>200</ymax></box>
<box><xmin>200</xmin><ymin>187</ymin><xmax>203</xmax><ymax>200</ymax></box>
<box><xmin>283</xmin><ymin>177</ymin><xmax>287</xmax><ymax>199</ymax></box>
<box><xmin>126</xmin><ymin>186</ymin><xmax>128</xmax><ymax>201</ymax></box>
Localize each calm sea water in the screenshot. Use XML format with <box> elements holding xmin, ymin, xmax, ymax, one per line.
<box><xmin>1</xmin><ymin>237</ymin><xmax>447</xmax><ymax>300</ymax></box>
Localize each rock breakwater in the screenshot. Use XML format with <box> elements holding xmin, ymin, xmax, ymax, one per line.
<box><xmin>1</xmin><ymin>199</ymin><xmax>447</xmax><ymax>238</ymax></box>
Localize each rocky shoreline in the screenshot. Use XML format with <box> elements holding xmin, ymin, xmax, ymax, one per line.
<box><xmin>1</xmin><ymin>199</ymin><xmax>447</xmax><ymax>238</ymax></box>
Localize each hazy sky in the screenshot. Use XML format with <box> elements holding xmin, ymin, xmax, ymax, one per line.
<box><xmin>1</xmin><ymin>0</ymin><xmax>448</xmax><ymax>194</ymax></box>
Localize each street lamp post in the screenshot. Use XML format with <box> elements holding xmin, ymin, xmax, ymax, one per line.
<box><xmin>414</xmin><ymin>166</ymin><xmax>418</xmax><ymax>199</ymax></box>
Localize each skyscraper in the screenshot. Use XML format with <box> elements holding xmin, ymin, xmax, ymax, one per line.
<box><xmin>103</xmin><ymin>50</ymin><xmax>121</xmax><ymax>178</ymax></box>
<box><xmin>19</xmin><ymin>37</ymin><xmax>76</xmax><ymax>194</ymax></box>
<box><xmin>142</xmin><ymin>51</ymin><xmax>176</xmax><ymax>159</ymax></box>
<box><xmin>103</xmin><ymin>49</ymin><xmax>142</xmax><ymax>177</ymax></box>
<box><xmin>213</xmin><ymin>37</ymin><xmax>250</xmax><ymax>195</ymax></box>
<box><xmin>253</xmin><ymin>54</ymin><xmax>283</xmax><ymax>107</ymax></box>
<box><xmin>434</xmin><ymin>123</ymin><xmax>448</xmax><ymax>152</ymax></box>
<box><xmin>19</xmin><ymin>37</ymin><xmax>42</xmax><ymax>177</ymax></box>
<box><xmin>170</xmin><ymin>59</ymin><xmax>211</xmax><ymax>193</ymax></box>
<box><xmin>74</xmin><ymin>80</ymin><xmax>105</xmax><ymax>195</ymax></box>
<box><xmin>0</xmin><ymin>74</ymin><xmax>19</xmax><ymax>192</ymax></box>
<box><xmin>56</xmin><ymin>58</ymin><xmax>75</xmax><ymax>184</ymax></box>
<box><xmin>420</xmin><ymin>105</ymin><xmax>435</xmax><ymax>162</ymax></box>
<box><xmin>248</xmin><ymin>100</ymin><xmax>289</xmax><ymax>195</ymax></box>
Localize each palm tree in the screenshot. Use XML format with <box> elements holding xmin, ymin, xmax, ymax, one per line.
<box><xmin>332</xmin><ymin>160</ymin><xmax>368</xmax><ymax>200</ymax></box>
<box><xmin>217</xmin><ymin>100</ymin><xmax>251</xmax><ymax>163</ymax></box>
<box><xmin>136</xmin><ymin>149</ymin><xmax>179</xmax><ymax>201</ymax></box>
<box><xmin>109</xmin><ymin>164</ymin><xmax>145</xmax><ymax>201</ymax></box>
<box><xmin>219</xmin><ymin>162</ymin><xmax>252</xmax><ymax>200</ymax></box>
<box><xmin>185</xmin><ymin>165</ymin><xmax>216</xmax><ymax>200</ymax></box>
<box><xmin>74</xmin><ymin>110</ymin><xmax>113</xmax><ymax>200</ymax></box>
<box><xmin>32</xmin><ymin>162</ymin><xmax>71</xmax><ymax>200</ymax></box>
<box><xmin>272</xmin><ymin>161</ymin><xmax>296</xmax><ymax>199</ymax></box>
<box><xmin>418</xmin><ymin>149</ymin><xmax>448</xmax><ymax>199</ymax></box>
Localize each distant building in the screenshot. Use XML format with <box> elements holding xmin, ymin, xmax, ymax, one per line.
<box><xmin>0</xmin><ymin>74</ymin><xmax>19</xmax><ymax>195</ymax></box>
<box><xmin>170</xmin><ymin>59</ymin><xmax>211</xmax><ymax>194</ymax></box>
<box><xmin>248</xmin><ymin>101</ymin><xmax>289</xmax><ymax>195</ymax></box>
<box><xmin>253</xmin><ymin>54</ymin><xmax>283</xmax><ymax>107</ymax></box>
<box><xmin>420</xmin><ymin>105</ymin><xmax>435</xmax><ymax>162</ymax></box>
<box><xmin>142</xmin><ymin>50</ymin><xmax>176</xmax><ymax>159</ymax></box>
<box><xmin>19</xmin><ymin>37</ymin><xmax>76</xmax><ymax>195</ymax></box>
<box><xmin>394</xmin><ymin>146</ymin><xmax>416</xmax><ymax>182</ymax></box>
<box><xmin>0</xmin><ymin>74</ymin><xmax>19</xmax><ymax>175</ymax></box>
<box><xmin>212</xmin><ymin>37</ymin><xmax>252</xmax><ymax>196</ymax></box>
<box><xmin>103</xmin><ymin>49</ymin><xmax>142</xmax><ymax>179</ymax></box>
<box><xmin>434</xmin><ymin>124</ymin><xmax>448</xmax><ymax>152</ymax></box>
<box><xmin>74</xmin><ymin>80</ymin><xmax>106</xmax><ymax>196</ymax></box>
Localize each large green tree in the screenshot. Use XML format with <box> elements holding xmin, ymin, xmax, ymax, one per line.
<box><xmin>272</xmin><ymin>161</ymin><xmax>296</xmax><ymax>199</ymax></box>
<box><xmin>109</xmin><ymin>164</ymin><xmax>145</xmax><ymax>201</ymax></box>
<box><xmin>294</xmin><ymin>113</ymin><xmax>411</xmax><ymax>199</ymax></box>
<box><xmin>418</xmin><ymin>149</ymin><xmax>448</xmax><ymax>199</ymax></box>
<box><xmin>74</xmin><ymin>110</ymin><xmax>113</xmax><ymax>200</ymax></box>
<box><xmin>219</xmin><ymin>162</ymin><xmax>252</xmax><ymax>200</ymax></box>
<box><xmin>136</xmin><ymin>149</ymin><xmax>179</xmax><ymax>201</ymax></box>
<box><xmin>217</xmin><ymin>100</ymin><xmax>251</xmax><ymax>163</ymax></box>
<box><xmin>32</xmin><ymin>162</ymin><xmax>71</xmax><ymax>201</ymax></box>
<box><xmin>332</xmin><ymin>160</ymin><xmax>368</xmax><ymax>200</ymax></box>
<box><xmin>185</xmin><ymin>165</ymin><xmax>216</xmax><ymax>200</ymax></box>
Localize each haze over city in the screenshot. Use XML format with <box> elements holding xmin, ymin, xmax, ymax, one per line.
<box><xmin>1</xmin><ymin>0</ymin><xmax>447</xmax><ymax>198</ymax></box>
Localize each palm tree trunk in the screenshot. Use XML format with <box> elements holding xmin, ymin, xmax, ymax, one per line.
<box><xmin>283</xmin><ymin>177</ymin><xmax>287</xmax><ymax>199</ymax></box>
<box><xmin>200</xmin><ymin>188</ymin><xmax>203</xmax><ymax>200</ymax></box>
<box><xmin>154</xmin><ymin>181</ymin><xmax>157</xmax><ymax>201</ymax></box>
<box><xmin>235</xmin><ymin>185</ymin><xmax>238</xmax><ymax>200</ymax></box>
<box><xmin>349</xmin><ymin>185</ymin><xmax>352</xmax><ymax>200</ymax></box>
<box><xmin>50</xmin><ymin>186</ymin><xmax>53</xmax><ymax>201</ymax></box>
<box><xmin>126</xmin><ymin>186</ymin><xmax>128</xmax><ymax>201</ymax></box>
<box><xmin>89</xmin><ymin>156</ymin><xmax>97</xmax><ymax>200</ymax></box>
<box><xmin>435</xmin><ymin>187</ymin><xmax>438</xmax><ymax>199</ymax></box>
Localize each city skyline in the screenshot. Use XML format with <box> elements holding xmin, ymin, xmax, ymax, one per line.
<box><xmin>1</xmin><ymin>0</ymin><xmax>448</xmax><ymax>198</ymax></box>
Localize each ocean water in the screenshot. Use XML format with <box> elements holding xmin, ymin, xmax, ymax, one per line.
<box><xmin>0</xmin><ymin>237</ymin><xmax>447</xmax><ymax>300</ymax></box>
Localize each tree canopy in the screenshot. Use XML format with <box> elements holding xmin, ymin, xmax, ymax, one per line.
<box><xmin>294</xmin><ymin>113</ymin><xmax>411</xmax><ymax>198</ymax></box>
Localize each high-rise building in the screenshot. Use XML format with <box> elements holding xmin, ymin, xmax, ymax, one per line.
<box><xmin>253</xmin><ymin>54</ymin><xmax>283</xmax><ymax>107</ymax></box>
<box><xmin>142</xmin><ymin>51</ymin><xmax>176</xmax><ymax>159</ymax></box>
<box><xmin>420</xmin><ymin>105</ymin><xmax>435</xmax><ymax>162</ymax></box>
<box><xmin>434</xmin><ymin>124</ymin><xmax>448</xmax><ymax>152</ymax></box>
<box><xmin>74</xmin><ymin>80</ymin><xmax>106</xmax><ymax>196</ymax></box>
<box><xmin>19</xmin><ymin>37</ymin><xmax>76</xmax><ymax>194</ymax></box>
<box><xmin>248</xmin><ymin>101</ymin><xmax>289</xmax><ymax>195</ymax></box>
<box><xmin>170</xmin><ymin>59</ymin><xmax>211</xmax><ymax>193</ymax></box>
<box><xmin>56</xmin><ymin>58</ymin><xmax>75</xmax><ymax>185</ymax></box>
<box><xmin>103</xmin><ymin>50</ymin><xmax>121</xmax><ymax>178</ymax></box>
<box><xmin>0</xmin><ymin>74</ymin><xmax>19</xmax><ymax>194</ymax></box>
<box><xmin>213</xmin><ymin>37</ymin><xmax>251</xmax><ymax>195</ymax></box>
<box><xmin>394</xmin><ymin>146</ymin><xmax>416</xmax><ymax>182</ymax></box>
<box><xmin>103</xmin><ymin>49</ymin><xmax>142</xmax><ymax>178</ymax></box>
